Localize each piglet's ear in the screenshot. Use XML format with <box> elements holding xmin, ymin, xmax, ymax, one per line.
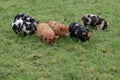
<box><xmin>88</xmin><ymin>32</ymin><xmax>92</xmax><ymax>38</ymax></box>
<box><xmin>56</xmin><ymin>36</ymin><xmax>59</xmax><ymax>38</ymax></box>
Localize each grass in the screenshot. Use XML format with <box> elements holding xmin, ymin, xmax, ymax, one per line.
<box><xmin>0</xmin><ymin>0</ymin><xmax>120</xmax><ymax>80</ymax></box>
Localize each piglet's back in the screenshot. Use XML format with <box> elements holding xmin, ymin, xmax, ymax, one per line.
<box><xmin>47</xmin><ymin>21</ymin><xmax>68</xmax><ymax>37</ymax></box>
<box><xmin>37</xmin><ymin>23</ymin><xmax>54</xmax><ymax>37</ymax></box>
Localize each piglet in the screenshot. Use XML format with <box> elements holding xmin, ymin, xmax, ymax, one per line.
<box><xmin>37</xmin><ymin>23</ymin><xmax>58</xmax><ymax>45</ymax></box>
<box><xmin>47</xmin><ymin>21</ymin><xmax>68</xmax><ymax>37</ymax></box>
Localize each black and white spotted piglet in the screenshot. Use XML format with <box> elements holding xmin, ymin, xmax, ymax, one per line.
<box><xmin>69</xmin><ymin>22</ymin><xmax>92</xmax><ymax>42</ymax></box>
<box><xmin>12</xmin><ymin>13</ymin><xmax>37</xmax><ymax>36</ymax></box>
<box><xmin>82</xmin><ymin>14</ymin><xmax>108</xmax><ymax>30</ymax></box>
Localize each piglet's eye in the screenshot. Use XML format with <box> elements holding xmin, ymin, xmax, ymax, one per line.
<box><xmin>44</xmin><ymin>38</ymin><xmax>47</xmax><ymax>41</ymax></box>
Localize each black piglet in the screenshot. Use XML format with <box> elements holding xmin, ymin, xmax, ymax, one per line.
<box><xmin>12</xmin><ymin>13</ymin><xmax>37</xmax><ymax>37</ymax></box>
<box><xmin>69</xmin><ymin>22</ymin><xmax>92</xmax><ymax>42</ymax></box>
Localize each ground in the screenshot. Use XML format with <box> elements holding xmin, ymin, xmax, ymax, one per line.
<box><xmin>0</xmin><ymin>0</ymin><xmax>120</xmax><ymax>80</ymax></box>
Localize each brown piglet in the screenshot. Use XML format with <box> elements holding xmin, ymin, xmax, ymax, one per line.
<box><xmin>37</xmin><ymin>23</ymin><xmax>57</xmax><ymax>45</ymax></box>
<box><xmin>47</xmin><ymin>21</ymin><xmax>68</xmax><ymax>37</ymax></box>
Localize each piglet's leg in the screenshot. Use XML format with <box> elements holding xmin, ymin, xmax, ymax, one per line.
<box><xmin>76</xmin><ymin>39</ymin><xmax>81</xmax><ymax>43</ymax></box>
<box><xmin>70</xmin><ymin>33</ymin><xmax>75</xmax><ymax>37</ymax></box>
<box><xmin>23</xmin><ymin>32</ymin><xmax>27</xmax><ymax>37</ymax></box>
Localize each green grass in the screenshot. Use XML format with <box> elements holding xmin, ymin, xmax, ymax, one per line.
<box><xmin>0</xmin><ymin>0</ymin><xmax>120</xmax><ymax>80</ymax></box>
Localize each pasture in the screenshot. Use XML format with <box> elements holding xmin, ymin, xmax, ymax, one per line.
<box><xmin>0</xmin><ymin>0</ymin><xmax>120</xmax><ymax>80</ymax></box>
